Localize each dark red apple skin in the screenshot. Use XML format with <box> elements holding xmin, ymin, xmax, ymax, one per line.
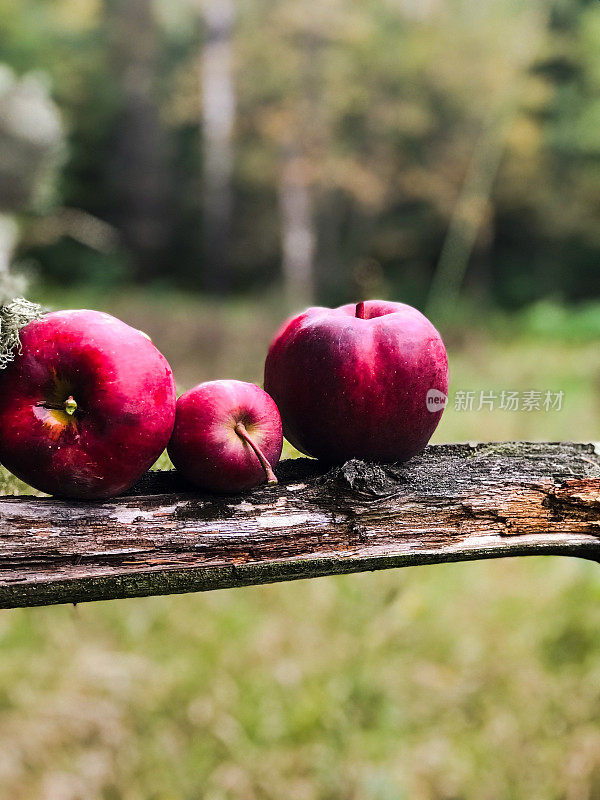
<box><xmin>264</xmin><ymin>300</ymin><xmax>449</xmax><ymax>463</ymax></box>
<box><xmin>167</xmin><ymin>380</ymin><xmax>283</xmax><ymax>493</ymax></box>
<box><xmin>0</xmin><ymin>310</ymin><xmax>176</xmax><ymax>499</ymax></box>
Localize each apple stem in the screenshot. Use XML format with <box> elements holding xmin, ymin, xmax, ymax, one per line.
<box><xmin>355</xmin><ymin>301</ymin><xmax>366</xmax><ymax>319</ymax></box>
<box><xmin>234</xmin><ymin>421</ymin><xmax>278</xmax><ymax>486</ymax></box>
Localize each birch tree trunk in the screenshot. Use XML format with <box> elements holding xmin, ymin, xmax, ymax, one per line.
<box><xmin>200</xmin><ymin>0</ymin><xmax>236</xmax><ymax>294</ymax></box>
<box><xmin>278</xmin><ymin>146</ymin><xmax>316</xmax><ymax>312</ymax></box>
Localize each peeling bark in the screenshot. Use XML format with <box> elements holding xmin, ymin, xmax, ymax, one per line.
<box><xmin>0</xmin><ymin>442</ymin><xmax>599</xmax><ymax>609</ymax></box>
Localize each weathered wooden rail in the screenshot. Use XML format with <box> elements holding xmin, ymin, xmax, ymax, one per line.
<box><xmin>0</xmin><ymin>442</ymin><xmax>599</xmax><ymax>609</ymax></box>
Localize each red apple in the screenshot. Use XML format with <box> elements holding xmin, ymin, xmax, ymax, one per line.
<box><xmin>168</xmin><ymin>380</ymin><xmax>283</xmax><ymax>492</ymax></box>
<box><xmin>0</xmin><ymin>309</ymin><xmax>176</xmax><ymax>498</ymax></box>
<box><xmin>264</xmin><ymin>300</ymin><xmax>449</xmax><ymax>463</ymax></box>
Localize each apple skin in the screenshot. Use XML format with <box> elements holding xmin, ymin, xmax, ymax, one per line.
<box><xmin>167</xmin><ymin>380</ymin><xmax>283</xmax><ymax>493</ymax></box>
<box><xmin>264</xmin><ymin>300</ymin><xmax>449</xmax><ymax>463</ymax></box>
<box><xmin>0</xmin><ymin>309</ymin><xmax>176</xmax><ymax>499</ymax></box>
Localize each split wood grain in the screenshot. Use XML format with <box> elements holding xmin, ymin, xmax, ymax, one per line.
<box><xmin>0</xmin><ymin>442</ymin><xmax>598</xmax><ymax>609</ymax></box>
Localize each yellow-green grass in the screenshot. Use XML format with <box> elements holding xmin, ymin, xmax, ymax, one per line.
<box><xmin>0</xmin><ymin>289</ymin><xmax>599</xmax><ymax>799</ymax></box>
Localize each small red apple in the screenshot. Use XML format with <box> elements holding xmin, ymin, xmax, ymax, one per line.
<box><xmin>264</xmin><ymin>300</ymin><xmax>449</xmax><ymax>463</ymax></box>
<box><xmin>0</xmin><ymin>309</ymin><xmax>176</xmax><ymax>498</ymax></box>
<box><xmin>167</xmin><ymin>380</ymin><xmax>283</xmax><ymax>492</ymax></box>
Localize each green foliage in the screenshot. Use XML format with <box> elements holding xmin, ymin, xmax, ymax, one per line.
<box><xmin>0</xmin><ymin>0</ymin><xmax>597</xmax><ymax>306</ymax></box>
<box><xmin>518</xmin><ymin>299</ymin><xmax>600</xmax><ymax>341</ymax></box>
<box><xmin>0</xmin><ymin>464</ymin><xmax>37</xmax><ymax>495</ymax></box>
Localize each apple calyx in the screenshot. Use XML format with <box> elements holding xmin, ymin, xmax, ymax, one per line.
<box><xmin>38</xmin><ymin>395</ymin><xmax>78</xmax><ymax>416</ymax></box>
<box><xmin>355</xmin><ymin>301</ymin><xmax>366</xmax><ymax>319</ymax></box>
<box><xmin>234</xmin><ymin>421</ymin><xmax>278</xmax><ymax>486</ymax></box>
<box><xmin>64</xmin><ymin>395</ymin><xmax>77</xmax><ymax>415</ymax></box>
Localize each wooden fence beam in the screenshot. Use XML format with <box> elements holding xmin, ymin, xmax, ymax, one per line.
<box><xmin>0</xmin><ymin>442</ymin><xmax>599</xmax><ymax>609</ymax></box>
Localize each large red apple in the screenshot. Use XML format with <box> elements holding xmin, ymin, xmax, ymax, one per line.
<box><xmin>0</xmin><ymin>309</ymin><xmax>176</xmax><ymax>498</ymax></box>
<box><xmin>264</xmin><ymin>300</ymin><xmax>449</xmax><ymax>463</ymax></box>
<box><xmin>168</xmin><ymin>380</ymin><xmax>283</xmax><ymax>492</ymax></box>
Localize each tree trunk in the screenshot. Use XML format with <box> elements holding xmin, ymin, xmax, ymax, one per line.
<box><xmin>0</xmin><ymin>442</ymin><xmax>599</xmax><ymax>609</ymax></box>
<box><xmin>105</xmin><ymin>0</ymin><xmax>173</xmax><ymax>280</ymax></box>
<box><xmin>200</xmin><ymin>0</ymin><xmax>236</xmax><ymax>294</ymax></box>
<box><xmin>278</xmin><ymin>146</ymin><xmax>316</xmax><ymax>312</ymax></box>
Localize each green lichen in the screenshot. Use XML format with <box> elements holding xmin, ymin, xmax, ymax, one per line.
<box><xmin>0</xmin><ymin>298</ymin><xmax>44</xmax><ymax>369</ymax></box>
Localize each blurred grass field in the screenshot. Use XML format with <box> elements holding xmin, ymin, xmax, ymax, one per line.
<box><xmin>0</xmin><ymin>290</ymin><xmax>599</xmax><ymax>800</ymax></box>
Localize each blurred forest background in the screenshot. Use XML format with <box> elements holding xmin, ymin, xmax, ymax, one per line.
<box><xmin>1</xmin><ymin>0</ymin><xmax>600</xmax><ymax>313</ymax></box>
<box><xmin>1</xmin><ymin>1</ymin><xmax>600</xmax><ymax>799</ymax></box>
